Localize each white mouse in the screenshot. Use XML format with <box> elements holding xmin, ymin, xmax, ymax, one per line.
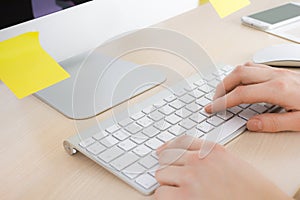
<box><xmin>253</xmin><ymin>44</ymin><xmax>300</xmax><ymax>67</ymax></box>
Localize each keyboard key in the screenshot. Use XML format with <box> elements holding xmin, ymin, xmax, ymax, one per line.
<box><xmin>133</xmin><ymin>144</ymin><xmax>152</xmax><ymax>157</ymax></box>
<box><xmin>193</xmin><ymin>79</ymin><xmax>205</xmax><ymax>86</ymax></box>
<box><xmin>200</xmin><ymin>108</ymin><xmax>213</xmax><ymax>117</ymax></box>
<box><xmin>197</xmin><ymin>121</ymin><xmax>214</xmax><ymax>133</ymax></box>
<box><xmin>153</xmin><ymin>100</ymin><xmax>167</xmax><ymax>108</ymax></box>
<box><xmin>130</xmin><ymin>112</ymin><xmax>145</xmax><ymax>120</ymax></box>
<box><xmin>164</xmin><ymin>95</ymin><xmax>177</xmax><ymax>103</ymax></box>
<box><xmin>217</xmin><ymin>111</ymin><xmax>234</xmax><ymax>120</ymax></box>
<box><xmin>136</xmin><ymin>174</ymin><xmax>157</xmax><ymax>189</ymax></box>
<box><xmin>207</xmin><ymin>116</ymin><xmax>224</xmax><ymax>127</ymax></box>
<box><xmin>189</xmin><ymin>89</ymin><xmax>205</xmax><ymax>98</ymax></box>
<box><xmin>175</xmin><ymin>108</ymin><xmax>192</xmax><ymax>118</ymax></box>
<box><xmin>199</xmin><ymin>85</ymin><xmax>214</xmax><ymax>93</ymax></box>
<box><xmin>196</xmin><ymin>97</ymin><xmax>211</xmax><ymax>107</ymax></box>
<box><xmin>159</xmin><ymin>105</ymin><xmax>175</xmax><ymax>115</ymax></box>
<box><xmin>189</xmin><ymin>113</ymin><xmax>206</xmax><ymax>123</ymax></box>
<box><xmin>173</xmin><ymin>89</ymin><xmax>186</xmax><ymax>97</ymax></box>
<box><xmin>206</xmin><ymin>116</ymin><xmax>246</xmax><ymax>143</ymax></box>
<box><xmin>222</xmin><ymin>65</ymin><xmax>234</xmax><ymax>72</ymax></box>
<box><xmin>185</xmin><ymin>102</ymin><xmax>202</xmax><ymax>113</ymax></box>
<box><xmin>184</xmin><ymin>84</ymin><xmax>197</xmax><ymax>92</ymax></box>
<box><xmin>137</xmin><ymin>117</ymin><xmax>154</xmax><ymax>128</ymax></box>
<box><xmin>148</xmin><ymin>110</ymin><xmax>165</xmax><ymax>121</ymax></box>
<box><xmin>179</xmin><ymin>118</ymin><xmax>196</xmax><ymax>130</ymax></box>
<box><xmin>131</xmin><ymin>132</ymin><xmax>148</xmax><ymax>144</ymax></box>
<box><xmin>186</xmin><ymin>128</ymin><xmax>204</xmax><ymax>138</ymax></box>
<box><xmin>143</xmin><ymin>126</ymin><xmax>160</xmax><ymax>138</ymax></box>
<box><xmin>263</xmin><ymin>103</ymin><xmax>274</xmax><ymax>109</ymax></box>
<box><xmin>145</xmin><ymin>138</ymin><xmax>164</xmax><ymax>150</ymax></box>
<box><xmin>205</xmin><ymin>92</ymin><xmax>214</xmax><ymax>101</ymax></box>
<box><xmin>123</xmin><ymin>163</ymin><xmax>146</xmax><ymax>179</ymax></box>
<box><xmin>239</xmin><ymin>109</ymin><xmax>258</xmax><ymax>120</ymax></box>
<box><xmin>142</xmin><ymin>106</ymin><xmax>156</xmax><ymax>114</ymax></box>
<box><xmin>113</xmin><ymin>130</ymin><xmax>130</xmax><ymax>141</ymax></box>
<box><xmin>228</xmin><ymin>106</ymin><xmax>242</xmax><ymax>114</ymax></box>
<box><xmin>106</xmin><ymin>124</ymin><xmax>121</xmax><ymax>133</ymax></box>
<box><xmin>111</xmin><ymin>152</ymin><xmax>139</xmax><ymax>171</ymax></box>
<box><xmin>208</xmin><ymin>79</ymin><xmax>220</xmax><ymax>88</ymax></box>
<box><xmin>125</xmin><ymin>123</ymin><xmax>143</xmax><ymax>134</ymax></box>
<box><xmin>169</xmin><ymin>99</ymin><xmax>184</xmax><ymax>110</ymax></box>
<box><xmin>250</xmin><ymin>104</ymin><xmax>268</xmax><ymax>114</ymax></box>
<box><xmin>157</xmin><ymin>131</ymin><xmax>176</xmax><ymax>143</ymax></box>
<box><xmin>79</xmin><ymin>137</ymin><xmax>95</xmax><ymax>148</ymax></box>
<box><xmin>179</xmin><ymin>94</ymin><xmax>195</xmax><ymax>104</ymax></box>
<box><xmin>87</xmin><ymin>142</ymin><xmax>106</xmax><ymax>155</ymax></box>
<box><xmin>100</xmin><ymin>135</ymin><xmax>118</xmax><ymax>148</ymax></box>
<box><xmin>98</xmin><ymin>146</ymin><xmax>124</xmax><ymax>163</ymax></box>
<box><xmin>139</xmin><ymin>155</ymin><xmax>159</xmax><ymax>169</ymax></box>
<box><xmin>239</xmin><ymin>104</ymin><xmax>250</xmax><ymax>109</ymax></box>
<box><xmin>165</xmin><ymin>114</ymin><xmax>182</xmax><ymax>125</ymax></box>
<box><xmin>203</xmin><ymin>73</ymin><xmax>215</xmax><ymax>81</ymax></box>
<box><xmin>168</xmin><ymin>124</ymin><xmax>186</xmax><ymax>136</ymax></box>
<box><xmin>154</xmin><ymin>120</ymin><xmax>172</xmax><ymax>131</ymax></box>
<box><xmin>118</xmin><ymin>139</ymin><xmax>137</xmax><ymax>151</ymax></box>
<box><xmin>119</xmin><ymin>118</ymin><xmax>134</xmax><ymax>127</ymax></box>
<box><xmin>93</xmin><ymin>131</ymin><xmax>108</xmax><ymax>141</ymax></box>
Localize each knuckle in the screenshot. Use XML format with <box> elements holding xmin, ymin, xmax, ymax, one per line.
<box><xmin>234</xmin><ymin>65</ymin><xmax>244</xmax><ymax>76</ymax></box>
<box><xmin>233</xmin><ymin>86</ymin><xmax>247</xmax><ymax>103</ymax></box>
<box><xmin>186</xmin><ymin>151</ymin><xmax>199</xmax><ymax>164</ymax></box>
<box><xmin>180</xmin><ymin>170</ymin><xmax>195</xmax><ymax>185</ymax></box>
<box><xmin>273</xmin><ymin>79</ymin><xmax>288</xmax><ymax>92</ymax></box>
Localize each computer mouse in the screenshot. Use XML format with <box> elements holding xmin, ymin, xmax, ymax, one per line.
<box><xmin>253</xmin><ymin>44</ymin><xmax>300</xmax><ymax>67</ymax></box>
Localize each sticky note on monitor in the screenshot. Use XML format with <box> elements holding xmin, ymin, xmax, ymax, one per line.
<box><xmin>210</xmin><ymin>0</ymin><xmax>250</xmax><ymax>18</ymax></box>
<box><xmin>0</xmin><ymin>32</ymin><xmax>70</xmax><ymax>99</ymax></box>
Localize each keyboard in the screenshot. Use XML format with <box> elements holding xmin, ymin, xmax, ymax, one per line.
<box><xmin>63</xmin><ymin>65</ymin><xmax>280</xmax><ymax>195</ymax></box>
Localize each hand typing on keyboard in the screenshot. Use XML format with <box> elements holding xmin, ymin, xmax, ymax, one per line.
<box><xmin>205</xmin><ymin>62</ymin><xmax>300</xmax><ymax>133</ymax></box>
<box><xmin>154</xmin><ymin>135</ymin><xmax>292</xmax><ymax>200</ymax></box>
<box><xmin>67</xmin><ymin>63</ymin><xmax>299</xmax><ymax>196</ymax></box>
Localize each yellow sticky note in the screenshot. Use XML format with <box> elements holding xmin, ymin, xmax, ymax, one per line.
<box><xmin>0</xmin><ymin>32</ymin><xmax>70</xmax><ymax>99</ymax></box>
<box><xmin>210</xmin><ymin>0</ymin><xmax>250</xmax><ymax>18</ymax></box>
<box><xmin>199</xmin><ymin>0</ymin><xmax>209</xmax><ymax>5</ymax></box>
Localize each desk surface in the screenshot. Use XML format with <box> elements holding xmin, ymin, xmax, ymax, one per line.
<box><xmin>1</xmin><ymin>0</ymin><xmax>300</xmax><ymax>199</ymax></box>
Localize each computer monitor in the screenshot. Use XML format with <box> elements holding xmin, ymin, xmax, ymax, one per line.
<box><xmin>0</xmin><ymin>0</ymin><xmax>198</xmax><ymax>119</ymax></box>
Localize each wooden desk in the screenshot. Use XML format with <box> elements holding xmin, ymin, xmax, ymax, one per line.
<box><xmin>1</xmin><ymin>0</ymin><xmax>300</xmax><ymax>199</ymax></box>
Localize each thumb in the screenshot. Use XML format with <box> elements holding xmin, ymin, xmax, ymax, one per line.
<box><xmin>247</xmin><ymin>111</ymin><xmax>300</xmax><ymax>132</ymax></box>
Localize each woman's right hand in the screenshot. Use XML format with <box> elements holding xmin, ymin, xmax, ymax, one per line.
<box><xmin>205</xmin><ymin>62</ymin><xmax>300</xmax><ymax>132</ymax></box>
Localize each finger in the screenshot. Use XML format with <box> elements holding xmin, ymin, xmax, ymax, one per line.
<box><xmin>206</xmin><ymin>82</ymin><xmax>276</xmax><ymax>113</ymax></box>
<box><xmin>157</xmin><ymin>135</ymin><xmax>206</xmax><ymax>154</ymax></box>
<box><xmin>247</xmin><ymin>111</ymin><xmax>300</xmax><ymax>132</ymax></box>
<box><xmin>244</xmin><ymin>61</ymin><xmax>271</xmax><ymax>68</ymax></box>
<box><xmin>155</xmin><ymin>165</ymin><xmax>183</xmax><ymax>186</ymax></box>
<box><xmin>154</xmin><ymin>186</ymin><xmax>182</xmax><ymax>200</ymax></box>
<box><xmin>214</xmin><ymin>65</ymin><xmax>272</xmax><ymax>100</ymax></box>
<box><xmin>158</xmin><ymin>149</ymin><xmax>193</xmax><ymax>166</ymax></box>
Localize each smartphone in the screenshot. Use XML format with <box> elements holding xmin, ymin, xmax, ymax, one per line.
<box><xmin>241</xmin><ymin>2</ymin><xmax>300</xmax><ymax>30</ymax></box>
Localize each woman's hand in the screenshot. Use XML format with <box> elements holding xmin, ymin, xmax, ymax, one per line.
<box><xmin>154</xmin><ymin>135</ymin><xmax>292</xmax><ymax>200</ymax></box>
<box><xmin>205</xmin><ymin>62</ymin><xmax>300</xmax><ymax>132</ymax></box>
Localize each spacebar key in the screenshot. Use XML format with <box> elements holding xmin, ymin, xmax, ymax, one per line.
<box><xmin>206</xmin><ymin>116</ymin><xmax>247</xmax><ymax>143</ymax></box>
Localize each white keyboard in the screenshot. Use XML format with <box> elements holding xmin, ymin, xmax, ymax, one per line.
<box><xmin>63</xmin><ymin>65</ymin><xmax>280</xmax><ymax>195</ymax></box>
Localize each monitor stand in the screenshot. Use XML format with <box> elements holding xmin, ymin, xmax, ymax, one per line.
<box><xmin>35</xmin><ymin>51</ymin><xmax>166</xmax><ymax>120</ymax></box>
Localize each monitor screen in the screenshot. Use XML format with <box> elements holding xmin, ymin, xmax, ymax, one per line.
<box><xmin>0</xmin><ymin>0</ymin><xmax>91</xmax><ymax>30</ymax></box>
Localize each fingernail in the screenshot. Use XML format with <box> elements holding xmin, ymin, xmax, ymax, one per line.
<box><xmin>205</xmin><ymin>104</ymin><xmax>212</xmax><ymax>113</ymax></box>
<box><xmin>247</xmin><ymin>119</ymin><xmax>263</xmax><ymax>131</ymax></box>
